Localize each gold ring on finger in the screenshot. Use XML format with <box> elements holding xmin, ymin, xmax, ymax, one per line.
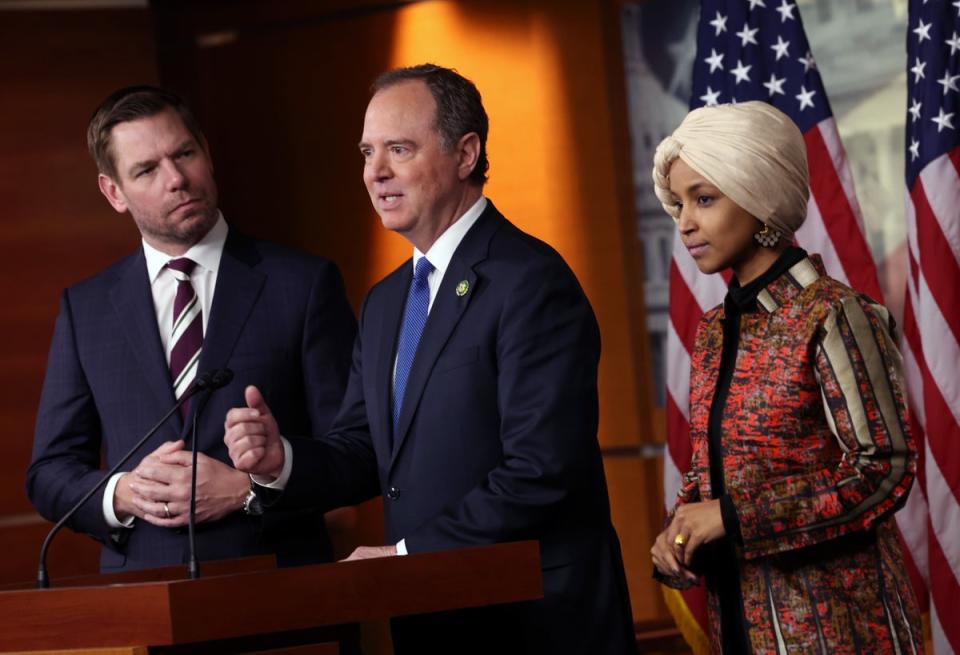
<box><xmin>163</xmin><ymin>503</ymin><xmax>171</xmax><ymax>519</ymax></box>
<box><xmin>674</xmin><ymin>533</ymin><xmax>686</xmax><ymax>547</ymax></box>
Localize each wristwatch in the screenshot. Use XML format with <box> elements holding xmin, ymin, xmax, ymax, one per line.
<box><xmin>242</xmin><ymin>483</ymin><xmax>263</xmax><ymax>516</ymax></box>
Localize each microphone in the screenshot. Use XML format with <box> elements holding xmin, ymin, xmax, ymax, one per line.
<box><xmin>36</xmin><ymin>368</ymin><xmax>234</xmax><ymax>589</ymax></box>
<box><xmin>186</xmin><ymin>368</ymin><xmax>233</xmax><ymax>579</ymax></box>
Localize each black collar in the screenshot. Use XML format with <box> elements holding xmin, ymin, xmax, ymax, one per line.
<box><xmin>726</xmin><ymin>246</ymin><xmax>807</xmax><ymax>314</ymax></box>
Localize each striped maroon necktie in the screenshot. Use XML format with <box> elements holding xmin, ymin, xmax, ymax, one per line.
<box><xmin>166</xmin><ymin>258</ymin><xmax>203</xmax><ymax>420</ymax></box>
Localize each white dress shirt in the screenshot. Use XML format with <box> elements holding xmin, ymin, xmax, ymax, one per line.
<box><xmin>103</xmin><ymin>214</ymin><xmax>229</xmax><ymax>528</ymax></box>
<box><xmin>257</xmin><ymin>197</ymin><xmax>489</xmax><ymax>555</ymax></box>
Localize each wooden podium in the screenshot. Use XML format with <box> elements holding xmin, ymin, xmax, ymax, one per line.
<box><xmin>0</xmin><ymin>541</ymin><xmax>542</xmax><ymax>654</ymax></box>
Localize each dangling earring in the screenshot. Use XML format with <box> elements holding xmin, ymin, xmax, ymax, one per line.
<box><xmin>754</xmin><ymin>224</ymin><xmax>780</xmax><ymax>248</ymax></box>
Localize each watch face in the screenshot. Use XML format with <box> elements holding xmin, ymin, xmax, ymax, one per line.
<box><xmin>244</xmin><ymin>489</ymin><xmax>264</xmax><ymax>516</ymax></box>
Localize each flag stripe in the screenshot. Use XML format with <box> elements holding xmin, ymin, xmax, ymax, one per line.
<box><xmin>817</xmin><ymin>118</ymin><xmax>868</xmax><ymax>234</ymax></box>
<box><xmin>904</xmin><ymin>263</ymin><xmax>960</xmax><ymax>504</ymax></box>
<box><xmin>926</xmin><ymin>442</ymin><xmax>960</xmax><ymax>584</ymax></box>
<box><xmin>911</xmin><ymin>176</ymin><xmax>960</xmax><ymax>347</ymax></box>
<box><xmin>795</xmin><ymin>192</ymin><xmax>852</xmax><ymax>288</ymax></box>
<box><xmin>927</xmin><ymin>519</ymin><xmax>960</xmax><ymax>653</ymax></box>
<box><xmin>666</xmin><ymin>320</ymin><xmax>692</xmax><ymax>422</ymax></box>
<box><xmin>804</xmin><ymin>124</ymin><xmax>884</xmax><ymax>300</ymax></box>
<box><xmin>925</xmin><ymin>150</ymin><xmax>960</xmax><ymax>264</ymax></box>
<box><xmin>670</xmin><ymin>260</ymin><xmax>706</xmax><ymax>351</ymax></box>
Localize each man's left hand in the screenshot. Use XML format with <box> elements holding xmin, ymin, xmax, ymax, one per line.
<box><xmin>128</xmin><ymin>445</ymin><xmax>248</xmax><ymax>527</ymax></box>
<box><xmin>341</xmin><ymin>545</ymin><xmax>398</xmax><ymax>561</ymax></box>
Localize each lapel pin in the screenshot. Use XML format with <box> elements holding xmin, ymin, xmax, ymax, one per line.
<box><xmin>455</xmin><ymin>280</ymin><xmax>469</xmax><ymax>297</ymax></box>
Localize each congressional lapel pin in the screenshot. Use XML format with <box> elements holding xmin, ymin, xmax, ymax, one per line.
<box><xmin>455</xmin><ymin>280</ymin><xmax>469</xmax><ymax>297</ymax></box>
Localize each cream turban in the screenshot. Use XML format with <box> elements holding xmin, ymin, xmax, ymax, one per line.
<box><xmin>651</xmin><ymin>101</ymin><xmax>809</xmax><ymax>239</ymax></box>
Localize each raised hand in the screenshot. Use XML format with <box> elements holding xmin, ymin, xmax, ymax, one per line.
<box><xmin>223</xmin><ymin>385</ymin><xmax>285</xmax><ymax>480</ymax></box>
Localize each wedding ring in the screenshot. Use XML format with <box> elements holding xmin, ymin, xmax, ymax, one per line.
<box><xmin>674</xmin><ymin>534</ymin><xmax>686</xmax><ymax>547</ymax></box>
<box><xmin>163</xmin><ymin>503</ymin><xmax>171</xmax><ymax>519</ymax></box>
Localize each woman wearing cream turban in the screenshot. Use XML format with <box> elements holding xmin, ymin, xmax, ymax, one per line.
<box><xmin>650</xmin><ymin>102</ymin><xmax>923</xmax><ymax>654</ymax></box>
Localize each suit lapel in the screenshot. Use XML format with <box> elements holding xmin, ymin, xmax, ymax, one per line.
<box><xmin>109</xmin><ymin>250</ymin><xmax>179</xmax><ymax>428</ymax></box>
<box><xmin>375</xmin><ymin>265</ymin><xmax>411</xmax><ymax>452</ymax></box>
<box><xmin>390</xmin><ymin>204</ymin><xmax>501</xmax><ymax>466</ymax></box>
<box><xmin>199</xmin><ymin>231</ymin><xmax>265</xmax><ymax>383</ymax></box>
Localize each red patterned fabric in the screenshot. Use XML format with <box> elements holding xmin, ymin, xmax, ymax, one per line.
<box><xmin>674</xmin><ymin>255</ymin><xmax>924</xmax><ymax>653</ymax></box>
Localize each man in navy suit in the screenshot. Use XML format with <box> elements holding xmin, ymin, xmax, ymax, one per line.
<box><xmin>225</xmin><ymin>65</ymin><xmax>636</xmax><ymax>654</ymax></box>
<box><xmin>27</xmin><ymin>86</ymin><xmax>357</xmax><ymax>572</ymax></box>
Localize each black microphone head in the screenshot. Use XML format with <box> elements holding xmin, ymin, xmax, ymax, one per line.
<box><xmin>192</xmin><ymin>368</ymin><xmax>233</xmax><ymax>391</ymax></box>
<box><xmin>210</xmin><ymin>368</ymin><xmax>234</xmax><ymax>389</ymax></box>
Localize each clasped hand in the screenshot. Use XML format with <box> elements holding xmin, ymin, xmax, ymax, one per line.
<box><xmin>115</xmin><ymin>439</ymin><xmax>248</xmax><ymax>527</ymax></box>
<box><xmin>651</xmin><ymin>499</ymin><xmax>726</xmax><ymax>583</ymax></box>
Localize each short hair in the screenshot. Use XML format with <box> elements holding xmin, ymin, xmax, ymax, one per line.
<box><xmin>87</xmin><ymin>85</ymin><xmax>205</xmax><ymax>180</ymax></box>
<box><xmin>372</xmin><ymin>64</ymin><xmax>489</xmax><ymax>186</ymax></box>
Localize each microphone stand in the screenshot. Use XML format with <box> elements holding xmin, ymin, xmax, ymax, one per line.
<box><xmin>186</xmin><ymin>368</ymin><xmax>232</xmax><ymax>580</ymax></box>
<box><xmin>186</xmin><ymin>393</ymin><xmax>208</xmax><ymax>580</ymax></box>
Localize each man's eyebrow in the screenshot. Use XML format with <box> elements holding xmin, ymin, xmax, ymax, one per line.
<box><xmin>358</xmin><ymin>139</ymin><xmax>416</xmax><ymax>149</ymax></box>
<box><xmin>128</xmin><ymin>139</ymin><xmax>196</xmax><ymax>173</ymax></box>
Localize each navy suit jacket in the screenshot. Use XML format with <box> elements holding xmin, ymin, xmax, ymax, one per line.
<box><xmin>27</xmin><ymin>229</ymin><xmax>356</xmax><ymax>571</ymax></box>
<box><xmin>277</xmin><ymin>203</ymin><xmax>636</xmax><ymax>654</ymax></box>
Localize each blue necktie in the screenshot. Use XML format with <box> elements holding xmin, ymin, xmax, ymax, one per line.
<box><xmin>393</xmin><ymin>257</ymin><xmax>434</xmax><ymax>432</ymax></box>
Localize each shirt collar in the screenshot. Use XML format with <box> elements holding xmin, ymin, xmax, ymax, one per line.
<box><xmin>726</xmin><ymin>246</ymin><xmax>806</xmax><ymax>313</ymax></box>
<box><xmin>143</xmin><ymin>212</ymin><xmax>229</xmax><ymax>282</ymax></box>
<box><xmin>413</xmin><ymin>196</ymin><xmax>487</xmax><ymax>275</ymax></box>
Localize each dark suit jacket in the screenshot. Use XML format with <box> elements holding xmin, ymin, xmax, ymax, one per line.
<box><xmin>277</xmin><ymin>203</ymin><xmax>636</xmax><ymax>654</ymax></box>
<box><xmin>27</xmin><ymin>229</ymin><xmax>356</xmax><ymax>572</ymax></box>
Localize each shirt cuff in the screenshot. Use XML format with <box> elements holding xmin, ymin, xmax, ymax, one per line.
<box><xmin>251</xmin><ymin>436</ymin><xmax>293</xmax><ymax>490</ymax></box>
<box><xmin>720</xmin><ymin>494</ymin><xmax>743</xmax><ymax>545</ymax></box>
<box><xmin>396</xmin><ymin>539</ymin><xmax>408</xmax><ymax>556</ymax></box>
<box><xmin>103</xmin><ymin>472</ymin><xmax>136</xmax><ymax>529</ymax></box>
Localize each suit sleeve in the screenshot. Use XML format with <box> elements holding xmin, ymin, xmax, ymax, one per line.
<box><xmin>403</xmin><ymin>255</ymin><xmax>604</xmax><ymax>553</ymax></box>
<box><xmin>299</xmin><ymin>260</ymin><xmax>357</xmax><ymax>435</ymax></box>
<box><xmin>731</xmin><ymin>296</ymin><xmax>916</xmax><ymax>559</ymax></box>
<box><xmin>26</xmin><ymin>291</ymin><xmax>120</xmax><ymax>547</ymax></box>
<box><xmin>278</xmin><ymin>293</ymin><xmax>382</xmax><ymax>511</ymax></box>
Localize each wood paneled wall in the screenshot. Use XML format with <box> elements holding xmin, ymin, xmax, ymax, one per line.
<box><xmin>2</xmin><ymin>0</ymin><xmax>670</xmax><ymax>630</ymax></box>
<box><xmin>0</xmin><ymin>7</ymin><xmax>161</xmax><ymax>580</ymax></box>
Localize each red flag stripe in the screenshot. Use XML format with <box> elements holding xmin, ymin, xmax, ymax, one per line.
<box><xmin>816</xmin><ymin>118</ymin><xmax>869</xmax><ymax>234</ymax></box>
<box><xmin>670</xmin><ymin>261</ymin><xmax>705</xmax><ymax>352</ymax></box>
<box><xmin>902</xmin><ymin>265</ymin><xmax>960</xmax><ymax>507</ymax></box>
<box><xmin>804</xmin><ymin>124</ymin><xmax>884</xmax><ymax>300</ymax></box>
<box><xmin>910</xmin><ymin>179</ymin><xmax>960</xmax><ymax>346</ymax></box>
<box><xmin>928</xmin><ymin>519</ymin><xmax>960</xmax><ymax>653</ymax></box>
<box><xmin>904</xmin><ymin>270</ymin><xmax>960</xmax><ymax>504</ymax></box>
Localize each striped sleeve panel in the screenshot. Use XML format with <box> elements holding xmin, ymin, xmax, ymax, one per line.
<box><xmin>736</xmin><ymin>296</ymin><xmax>917</xmax><ymax>560</ymax></box>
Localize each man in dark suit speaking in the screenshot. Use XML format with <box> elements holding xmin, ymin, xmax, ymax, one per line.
<box><xmin>27</xmin><ymin>86</ymin><xmax>357</xmax><ymax>572</ymax></box>
<box><xmin>224</xmin><ymin>65</ymin><xmax>636</xmax><ymax>654</ymax></box>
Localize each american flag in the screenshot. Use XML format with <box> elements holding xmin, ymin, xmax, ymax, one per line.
<box><xmin>903</xmin><ymin>0</ymin><xmax>960</xmax><ymax>652</ymax></box>
<box><xmin>663</xmin><ymin>0</ymin><xmax>888</xmax><ymax>647</ymax></box>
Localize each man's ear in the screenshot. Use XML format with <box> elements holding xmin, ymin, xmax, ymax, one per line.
<box><xmin>98</xmin><ymin>173</ymin><xmax>128</xmax><ymax>214</ymax></box>
<box><xmin>456</xmin><ymin>132</ymin><xmax>481</xmax><ymax>182</ymax></box>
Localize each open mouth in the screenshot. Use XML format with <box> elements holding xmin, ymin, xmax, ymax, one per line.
<box><xmin>378</xmin><ymin>193</ymin><xmax>403</xmax><ymax>208</ymax></box>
